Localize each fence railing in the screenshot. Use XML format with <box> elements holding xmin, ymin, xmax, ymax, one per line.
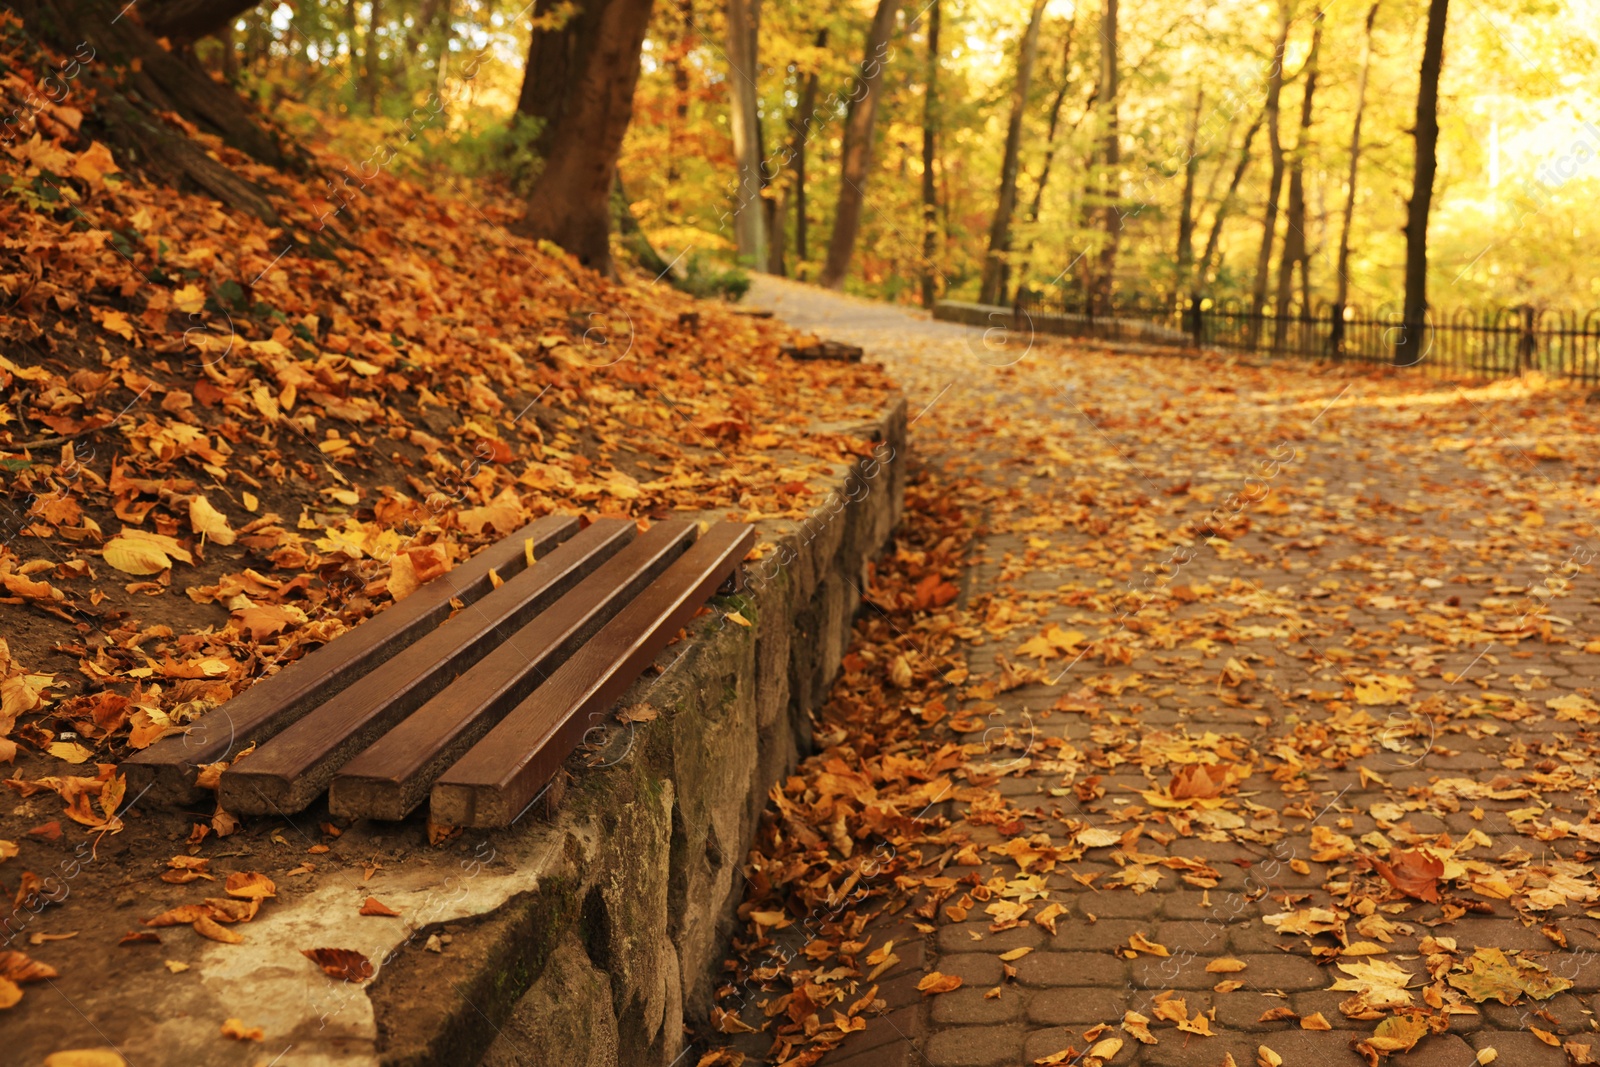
<box><xmin>1011</xmin><ymin>292</ymin><xmax>1600</xmax><ymax>384</ymax></box>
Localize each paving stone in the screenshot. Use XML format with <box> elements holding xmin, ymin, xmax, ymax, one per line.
<box><xmin>1020</xmin><ymin>1028</ymin><xmax>1088</xmax><ymax>1065</ymax></box>
<box><xmin>931</xmin><ymin>986</ymin><xmax>1025</xmax><ymax>1026</ymax></box>
<box><xmin>936</xmin><ymin>922</ymin><xmax>1047</xmax><ymax>954</ymax></box>
<box><xmin>1027</xmin><ymin>986</ymin><xmax>1136</xmax><ymax>1027</ymax></box>
<box><xmin>1466</xmin><ymin>1030</ymin><xmax>1570</xmax><ymax>1065</ymax></box>
<box><xmin>935</xmin><ymin>953</ymin><xmax>1008</xmax><ymax>988</ymax></box>
<box><xmin>840</xmin><ymin>1006</ymin><xmax>924</xmax><ymax>1055</ymax></box>
<box><xmin>1015</xmin><ymin>951</ymin><xmax>1130</xmax><ymax>988</ymax></box>
<box><xmin>1075</xmin><ymin>892</ymin><xmax>1166</xmax><ymax>920</ymax></box>
<box><xmin>921</xmin><ymin>1025</ymin><xmax>1025</xmax><ymax>1067</ymax></box>
<box><xmin>1389</xmin><ymin>1034</ymin><xmax>1478</xmax><ymax>1066</ymax></box>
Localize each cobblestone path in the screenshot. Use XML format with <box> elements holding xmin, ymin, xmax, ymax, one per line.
<box><xmin>740</xmin><ymin>276</ymin><xmax>1600</xmax><ymax>1067</ymax></box>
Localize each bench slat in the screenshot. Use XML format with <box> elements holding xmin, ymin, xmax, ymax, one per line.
<box><xmin>328</xmin><ymin>520</ymin><xmax>702</xmax><ymax>820</ymax></box>
<box><xmin>219</xmin><ymin>518</ymin><xmax>641</xmax><ymax>815</ymax></box>
<box><xmin>122</xmin><ymin>514</ymin><xmax>579</xmax><ymax>803</ymax></box>
<box><xmin>429</xmin><ymin>522</ymin><xmax>755</xmax><ymax>828</ymax></box>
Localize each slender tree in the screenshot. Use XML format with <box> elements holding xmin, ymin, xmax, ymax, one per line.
<box><xmin>518</xmin><ymin>0</ymin><xmax>658</xmax><ymax>274</ymax></box>
<box><xmin>1273</xmin><ymin>12</ymin><xmax>1321</xmax><ymax>347</ymax></box>
<box><xmin>979</xmin><ymin>0</ymin><xmax>1049</xmax><ymax>305</ymax></box>
<box><xmin>1248</xmin><ymin>3</ymin><xmax>1293</xmax><ymax>344</ymax></box>
<box><xmin>788</xmin><ymin>30</ymin><xmax>826</xmax><ymax>269</ymax></box>
<box><xmin>1332</xmin><ymin>2</ymin><xmax>1381</xmax><ymax>355</ymax></box>
<box><xmin>820</xmin><ymin>0</ymin><xmax>902</xmax><ymax>289</ymax></box>
<box><xmin>1025</xmin><ymin>15</ymin><xmax>1082</xmax><ymax>228</ymax></box>
<box><xmin>1195</xmin><ymin>107</ymin><xmax>1265</xmax><ymax>295</ymax></box>
<box><xmin>1400</xmin><ymin>0</ymin><xmax>1450</xmax><ymax>364</ymax></box>
<box><xmin>1090</xmin><ymin>0</ymin><xmax>1120</xmax><ymax>314</ymax></box>
<box><xmin>920</xmin><ymin>0</ymin><xmax>941</xmax><ymax>308</ymax></box>
<box><xmin>1175</xmin><ymin>87</ymin><xmax>1205</xmax><ymax>295</ymax></box>
<box><xmin>726</xmin><ymin>0</ymin><xmax>767</xmax><ymax>268</ymax></box>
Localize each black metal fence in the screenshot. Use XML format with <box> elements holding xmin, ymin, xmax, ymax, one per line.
<box><xmin>1013</xmin><ymin>292</ymin><xmax>1600</xmax><ymax>384</ymax></box>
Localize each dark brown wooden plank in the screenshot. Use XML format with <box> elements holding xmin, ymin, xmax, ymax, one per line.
<box><xmin>329</xmin><ymin>522</ymin><xmax>703</xmax><ymax>820</ymax></box>
<box><xmin>219</xmin><ymin>518</ymin><xmax>651</xmax><ymax>815</ymax></box>
<box><xmin>430</xmin><ymin>522</ymin><xmax>755</xmax><ymax>829</ymax></box>
<box><xmin>122</xmin><ymin>514</ymin><xmax>579</xmax><ymax>804</ymax></box>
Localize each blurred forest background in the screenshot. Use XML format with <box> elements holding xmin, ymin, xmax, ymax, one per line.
<box><xmin>186</xmin><ymin>0</ymin><xmax>1598</xmax><ymax>312</ymax></box>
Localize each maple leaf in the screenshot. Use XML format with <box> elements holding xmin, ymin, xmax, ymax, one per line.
<box><xmin>1367</xmin><ymin>848</ymin><xmax>1444</xmax><ymax>903</ymax></box>
<box><xmin>1446</xmin><ymin>948</ymin><xmax>1572</xmax><ymax>1004</ymax></box>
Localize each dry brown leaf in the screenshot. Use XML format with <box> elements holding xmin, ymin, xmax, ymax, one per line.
<box><xmin>301</xmin><ymin>947</ymin><xmax>374</xmax><ymax>982</ymax></box>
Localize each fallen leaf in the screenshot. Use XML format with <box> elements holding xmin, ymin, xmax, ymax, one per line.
<box><xmin>301</xmin><ymin>947</ymin><xmax>374</xmax><ymax>982</ymax></box>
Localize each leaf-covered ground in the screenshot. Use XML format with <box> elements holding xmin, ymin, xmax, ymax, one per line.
<box><xmin>0</xmin><ymin>17</ymin><xmax>890</xmax><ymax>783</ymax></box>
<box><xmin>706</xmin><ymin>278</ymin><xmax>1600</xmax><ymax>1067</ymax></box>
<box><xmin>0</xmin><ymin>18</ymin><xmax>894</xmax><ymax>1038</ymax></box>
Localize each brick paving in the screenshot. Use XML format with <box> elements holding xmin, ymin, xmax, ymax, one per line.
<box><xmin>744</xmin><ymin>277</ymin><xmax>1600</xmax><ymax>1067</ymax></box>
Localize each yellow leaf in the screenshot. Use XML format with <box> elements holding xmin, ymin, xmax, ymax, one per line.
<box><xmin>72</xmin><ymin>141</ymin><xmax>119</xmax><ymax>185</ymax></box>
<box><xmin>1207</xmin><ymin>958</ymin><xmax>1247</xmax><ymax>973</ymax></box>
<box><xmin>96</xmin><ymin>308</ymin><xmax>136</xmax><ymax>342</ymax></box>
<box><xmin>999</xmin><ymin>946</ymin><xmax>1033</xmax><ymax>961</ymax></box>
<box><xmin>172</xmin><ymin>285</ymin><xmax>206</xmax><ymax>314</ymax></box>
<box><xmin>43</xmin><ymin>1052</ymin><xmax>127</xmax><ymax>1067</ymax></box>
<box><xmin>103</xmin><ymin>535</ymin><xmax>171</xmax><ymax>575</ymax></box>
<box><xmin>47</xmin><ymin>741</ymin><xmax>93</xmax><ymax>764</ymax></box>
<box><xmin>189</xmin><ymin>495</ymin><xmax>236</xmax><ymax>546</ymax></box>
<box><xmin>726</xmin><ymin>610</ymin><xmax>752</xmax><ymax>627</ymax></box>
<box><xmin>917</xmin><ymin>972</ymin><xmax>963</xmax><ymax>995</ymax></box>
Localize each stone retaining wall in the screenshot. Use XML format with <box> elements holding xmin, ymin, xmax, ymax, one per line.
<box><xmin>368</xmin><ymin>398</ymin><xmax>908</xmax><ymax>1066</ymax></box>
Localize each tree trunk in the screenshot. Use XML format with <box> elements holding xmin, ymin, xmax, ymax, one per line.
<box><xmin>1247</xmin><ymin>3</ymin><xmax>1292</xmax><ymax>345</ymax></box>
<box><xmin>920</xmin><ymin>0</ymin><xmax>940</xmax><ymax>308</ymax></box>
<box><xmin>7</xmin><ymin>0</ymin><xmax>299</xmax><ymax>214</ymax></box>
<box><xmin>1089</xmin><ymin>0</ymin><xmax>1119</xmax><ymax>315</ymax></box>
<box><xmin>518</xmin><ymin>0</ymin><xmax>658</xmax><ymax>275</ymax></box>
<box><xmin>664</xmin><ymin>0</ymin><xmax>693</xmax><ymax>214</ymax></box>
<box><xmin>726</xmin><ymin>0</ymin><xmax>766</xmax><ymax>268</ymax></box>
<box><xmin>138</xmin><ymin>0</ymin><xmax>261</xmax><ymax>41</ymax></box>
<box><xmin>1332</xmin><ymin>2</ymin><xmax>1380</xmax><ymax>356</ymax></box>
<box><xmin>1009</xmin><ymin>17</ymin><xmax>1079</xmax><ymax>294</ymax></box>
<box><xmin>788</xmin><ymin>30</ymin><xmax>824</xmax><ymax>268</ymax></box>
<box><xmin>978</xmin><ymin>0</ymin><xmax>1048</xmax><ymax>306</ymax></box>
<box><xmin>1025</xmin><ymin>15</ymin><xmax>1079</xmax><ymax>228</ymax></box>
<box><xmin>1273</xmin><ymin>13</ymin><xmax>1321</xmax><ymax>347</ymax></box>
<box><xmin>517</xmin><ymin>0</ymin><xmax>594</xmax><ymax>161</ymax></box>
<box><xmin>1401</xmin><ymin>0</ymin><xmax>1449</xmax><ymax>365</ymax></box>
<box><xmin>1175</xmin><ymin>87</ymin><xmax>1204</xmax><ymax>292</ymax></box>
<box><xmin>819</xmin><ymin>0</ymin><xmax>901</xmax><ymax>290</ymax></box>
<box><xmin>1195</xmin><ymin>103</ymin><xmax>1267</xmax><ymax>294</ymax></box>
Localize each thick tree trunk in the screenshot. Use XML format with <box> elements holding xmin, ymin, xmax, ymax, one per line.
<box><xmin>517</xmin><ymin>0</ymin><xmax>591</xmax><ymax>161</ymax></box>
<box><xmin>978</xmin><ymin>0</ymin><xmax>1048</xmax><ymax>306</ymax></box>
<box><xmin>1175</xmin><ymin>87</ymin><xmax>1204</xmax><ymax>291</ymax></box>
<box><xmin>1273</xmin><ymin>14</ymin><xmax>1321</xmax><ymax>347</ymax></box>
<box><xmin>1332</xmin><ymin>2</ymin><xmax>1380</xmax><ymax>356</ymax></box>
<box><xmin>1401</xmin><ymin>0</ymin><xmax>1449</xmax><ymax>365</ymax></box>
<box><xmin>1088</xmin><ymin>0</ymin><xmax>1119</xmax><ymax>315</ymax></box>
<box><xmin>920</xmin><ymin>0</ymin><xmax>940</xmax><ymax>308</ymax></box>
<box><xmin>518</xmin><ymin>0</ymin><xmax>657</xmax><ymax>275</ymax></box>
<box><xmin>726</xmin><ymin>0</ymin><xmax>766</xmax><ymax>267</ymax></box>
<box><xmin>788</xmin><ymin>30</ymin><xmax>824</xmax><ymax>268</ymax></box>
<box><xmin>819</xmin><ymin>0</ymin><xmax>901</xmax><ymax>290</ymax></box>
<box><xmin>6</xmin><ymin>0</ymin><xmax>300</xmax><ymax>225</ymax></box>
<box><xmin>1247</xmin><ymin>4</ymin><xmax>1292</xmax><ymax>344</ymax></box>
<box><xmin>138</xmin><ymin>0</ymin><xmax>260</xmax><ymax>41</ymax></box>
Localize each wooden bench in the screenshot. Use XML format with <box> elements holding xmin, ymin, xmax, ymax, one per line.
<box><xmin>125</xmin><ymin>516</ymin><xmax>754</xmax><ymax>827</ymax></box>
